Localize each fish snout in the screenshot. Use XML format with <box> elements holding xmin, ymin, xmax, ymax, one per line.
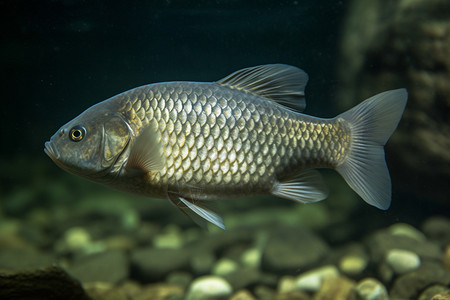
<box><xmin>44</xmin><ymin>141</ymin><xmax>60</xmax><ymax>160</ymax></box>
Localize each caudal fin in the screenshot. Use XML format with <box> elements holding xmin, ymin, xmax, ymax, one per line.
<box><xmin>336</xmin><ymin>89</ymin><xmax>407</xmax><ymax>210</ymax></box>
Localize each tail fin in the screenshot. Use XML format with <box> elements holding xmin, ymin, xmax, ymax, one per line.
<box><xmin>336</xmin><ymin>89</ymin><xmax>407</xmax><ymax>210</ymax></box>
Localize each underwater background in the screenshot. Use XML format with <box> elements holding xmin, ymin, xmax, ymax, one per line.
<box><xmin>1</xmin><ymin>1</ymin><xmax>449</xmax><ymax>300</ymax></box>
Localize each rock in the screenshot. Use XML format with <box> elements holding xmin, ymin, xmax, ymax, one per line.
<box><xmin>277</xmin><ymin>275</ymin><xmax>296</xmax><ymax>294</ymax></box>
<box><xmin>294</xmin><ymin>265</ymin><xmax>339</xmax><ymax>292</ymax></box>
<box><xmin>229</xmin><ymin>289</ymin><xmax>257</xmax><ymax>300</ymax></box>
<box><xmin>55</xmin><ymin>226</ymin><xmax>100</xmax><ymax>255</ymax></box>
<box><xmin>314</xmin><ymin>276</ymin><xmax>356</xmax><ymax>300</ymax></box>
<box><xmin>445</xmin><ymin>245</ymin><xmax>450</xmax><ymax>270</ymax></box>
<box><xmin>418</xmin><ymin>285</ymin><xmax>450</xmax><ymax>300</ymax></box>
<box><xmin>213</xmin><ymin>258</ymin><xmax>239</xmax><ymax>276</ymax></box>
<box><xmin>366</xmin><ymin>228</ymin><xmax>442</xmax><ymax>262</ymax></box>
<box><xmin>431</xmin><ymin>290</ymin><xmax>450</xmax><ymax>300</ymax></box>
<box><xmin>339</xmin><ymin>254</ymin><xmax>368</xmax><ymax>277</ymax></box>
<box><xmin>191</xmin><ymin>228</ymin><xmax>255</xmax><ymax>255</ymax></box>
<box><xmin>190</xmin><ymin>251</ymin><xmax>216</xmax><ymax>276</ymax></box>
<box><xmin>186</xmin><ymin>276</ymin><xmax>233</xmax><ymax>300</ymax></box>
<box><xmin>0</xmin><ymin>219</ymin><xmax>33</xmax><ymax>249</ymax></box>
<box><xmin>224</xmin><ymin>268</ymin><xmax>277</xmax><ymax>291</ymax></box>
<box><xmin>355</xmin><ymin>278</ymin><xmax>389</xmax><ymax>300</ymax></box>
<box><xmin>66</xmin><ymin>249</ymin><xmax>128</xmax><ymax>284</ymax></box>
<box><xmin>254</xmin><ymin>285</ymin><xmax>276</xmax><ymax>300</ymax></box>
<box><xmin>136</xmin><ymin>283</ymin><xmax>184</xmax><ymax>300</ymax></box>
<box><xmin>130</xmin><ymin>247</ymin><xmax>189</xmax><ymax>281</ymax></box>
<box><xmin>422</xmin><ymin>216</ymin><xmax>450</xmax><ymax>247</ymax></box>
<box><xmin>102</xmin><ymin>234</ymin><xmax>136</xmax><ymax>251</ymax></box>
<box><xmin>377</xmin><ymin>262</ymin><xmax>394</xmax><ymax>283</ymax></box>
<box><xmin>84</xmin><ymin>281</ymin><xmax>134</xmax><ymax>300</ymax></box>
<box><xmin>388</xmin><ymin>223</ymin><xmax>426</xmax><ymax>241</ymax></box>
<box><xmin>276</xmin><ymin>290</ymin><xmax>311</xmax><ymax>300</ymax></box>
<box><xmin>166</xmin><ymin>271</ymin><xmax>193</xmax><ymax>289</ymax></box>
<box><xmin>0</xmin><ymin>266</ymin><xmax>91</xmax><ymax>300</ymax></box>
<box><xmin>261</xmin><ymin>227</ymin><xmax>329</xmax><ymax>273</ymax></box>
<box><xmin>241</xmin><ymin>248</ymin><xmax>262</xmax><ymax>269</ymax></box>
<box><xmin>385</xmin><ymin>249</ymin><xmax>421</xmax><ymax>274</ymax></box>
<box><xmin>153</xmin><ymin>225</ymin><xmax>184</xmax><ymax>249</ymax></box>
<box><xmin>336</xmin><ymin>0</ymin><xmax>450</xmax><ymax>202</ymax></box>
<box><xmin>390</xmin><ymin>261</ymin><xmax>450</xmax><ymax>299</ymax></box>
<box><xmin>0</xmin><ymin>248</ymin><xmax>55</xmax><ymax>271</ymax></box>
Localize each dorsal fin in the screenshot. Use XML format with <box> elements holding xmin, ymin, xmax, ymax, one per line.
<box><xmin>217</xmin><ymin>64</ymin><xmax>308</xmax><ymax>112</ymax></box>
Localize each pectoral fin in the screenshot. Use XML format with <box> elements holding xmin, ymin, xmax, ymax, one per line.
<box><xmin>272</xmin><ymin>169</ymin><xmax>329</xmax><ymax>203</ymax></box>
<box><xmin>168</xmin><ymin>192</ymin><xmax>225</xmax><ymax>230</ymax></box>
<box><xmin>125</xmin><ymin>122</ymin><xmax>165</xmax><ymax>174</ymax></box>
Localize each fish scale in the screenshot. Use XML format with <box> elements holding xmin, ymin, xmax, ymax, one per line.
<box><xmin>45</xmin><ymin>64</ymin><xmax>407</xmax><ymax>229</ymax></box>
<box><xmin>118</xmin><ymin>82</ymin><xmax>347</xmax><ymax>198</ymax></box>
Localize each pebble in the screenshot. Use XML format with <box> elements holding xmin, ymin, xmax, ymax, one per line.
<box><xmin>130</xmin><ymin>247</ymin><xmax>190</xmax><ymax>281</ymax></box>
<box><xmin>444</xmin><ymin>245</ymin><xmax>450</xmax><ymax>270</ymax></box>
<box><xmin>355</xmin><ymin>278</ymin><xmax>389</xmax><ymax>300</ymax></box>
<box><xmin>418</xmin><ymin>285</ymin><xmax>450</xmax><ymax>300</ymax></box>
<box><xmin>339</xmin><ymin>254</ymin><xmax>368</xmax><ymax>276</ymax></box>
<box><xmin>262</xmin><ymin>227</ymin><xmax>329</xmax><ymax>273</ymax></box>
<box><xmin>367</xmin><ymin>229</ymin><xmax>441</xmax><ymax>262</ymax></box>
<box><xmin>0</xmin><ymin>248</ymin><xmax>55</xmax><ymax>271</ymax></box>
<box><xmin>153</xmin><ymin>225</ymin><xmax>184</xmax><ymax>249</ymax></box>
<box><xmin>190</xmin><ymin>251</ymin><xmax>216</xmax><ymax>276</ymax></box>
<box><xmin>294</xmin><ymin>265</ymin><xmax>339</xmax><ymax>292</ymax></box>
<box><xmin>240</xmin><ymin>248</ymin><xmax>261</xmax><ymax>269</ymax></box>
<box><xmin>314</xmin><ymin>276</ymin><xmax>356</xmax><ymax>300</ymax></box>
<box><xmin>186</xmin><ymin>276</ymin><xmax>233</xmax><ymax>300</ymax></box>
<box><xmin>66</xmin><ymin>249</ymin><xmax>129</xmax><ymax>284</ymax></box>
<box><xmin>388</xmin><ymin>223</ymin><xmax>426</xmax><ymax>241</ymax></box>
<box><xmin>224</xmin><ymin>268</ymin><xmax>277</xmax><ymax>291</ymax></box>
<box><xmin>430</xmin><ymin>290</ymin><xmax>450</xmax><ymax>300</ymax></box>
<box><xmin>166</xmin><ymin>271</ymin><xmax>193</xmax><ymax>289</ymax></box>
<box><xmin>59</xmin><ymin>227</ymin><xmax>92</xmax><ymax>252</ymax></box>
<box><xmin>229</xmin><ymin>289</ymin><xmax>257</xmax><ymax>300</ymax></box>
<box><xmin>390</xmin><ymin>261</ymin><xmax>450</xmax><ymax>299</ymax></box>
<box><xmin>386</xmin><ymin>249</ymin><xmax>421</xmax><ymax>274</ymax></box>
<box><xmin>422</xmin><ymin>216</ymin><xmax>450</xmax><ymax>247</ymax></box>
<box><xmin>213</xmin><ymin>258</ymin><xmax>239</xmax><ymax>276</ymax></box>
<box><xmin>277</xmin><ymin>275</ymin><xmax>296</xmax><ymax>294</ymax></box>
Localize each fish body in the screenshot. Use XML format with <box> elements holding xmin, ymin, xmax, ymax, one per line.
<box><xmin>45</xmin><ymin>65</ymin><xmax>407</xmax><ymax>229</ymax></box>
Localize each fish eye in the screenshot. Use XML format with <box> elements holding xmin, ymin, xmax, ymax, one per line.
<box><xmin>69</xmin><ymin>126</ymin><xmax>86</xmax><ymax>142</ymax></box>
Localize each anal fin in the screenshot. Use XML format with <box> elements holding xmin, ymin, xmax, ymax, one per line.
<box><xmin>168</xmin><ymin>192</ymin><xmax>225</xmax><ymax>230</ymax></box>
<box><xmin>272</xmin><ymin>169</ymin><xmax>329</xmax><ymax>203</ymax></box>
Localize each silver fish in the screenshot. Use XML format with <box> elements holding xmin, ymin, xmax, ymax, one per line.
<box><xmin>44</xmin><ymin>64</ymin><xmax>407</xmax><ymax>229</ymax></box>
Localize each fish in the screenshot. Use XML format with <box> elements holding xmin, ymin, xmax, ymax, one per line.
<box><xmin>44</xmin><ymin>64</ymin><xmax>407</xmax><ymax>229</ymax></box>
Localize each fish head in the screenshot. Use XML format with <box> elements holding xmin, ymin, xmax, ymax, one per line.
<box><xmin>44</xmin><ymin>104</ymin><xmax>132</xmax><ymax>181</ymax></box>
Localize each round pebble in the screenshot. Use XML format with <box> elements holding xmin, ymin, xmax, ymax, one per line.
<box><xmin>355</xmin><ymin>278</ymin><xmax>389</xmax><ymax>300</ymax></box>
<box><xmin>63</xmin><ymin>227</ymin><xmax>92</xmax><ymax>251</ymax></box>
<box><xmin>277</xmin><ymin>275</ymin><xmax>296</xmax><ymax>294</ymax></box>
<box><xmin>389</xmin><ymin>223</ymin><xmax>426</xmax><ymax>242</ymax></box>
<box><xmin>241</xmin><ymin>248</ymin><xmax>261</xmax><ymax>269</ymax></box>
<box><xmin>213</xmin><ymin>258</ymin><xmax>239</xmax><ymax>276</ymax></box>
<box><xmin>339</xmin><ymin>255</ymin><xmax>368</xmax><ymax>276</ymax></box>
<box><xmin>294</xmin><ymin>265</ymin><xmax>339</xmax><ymax>292</ymax></box>
<box><xmin>186</xmin><ymin>276</ymin><xmax>233</xmax><ymax>300</ymax></box>
<box><xmin>386</xmin><ymin>249</ymin><xmax>421</xmax><ymax>274</ymax></box>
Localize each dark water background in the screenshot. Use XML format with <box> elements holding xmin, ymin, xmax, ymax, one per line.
<box><xmin>0</xmin><ymin>0</ymin><xmax>444</xmax><ymax>242</ymax></box>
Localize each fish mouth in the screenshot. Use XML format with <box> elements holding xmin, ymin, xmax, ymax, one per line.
<box><xmin>44</xmin><ymin>141</ymin><xmax>60</xmax><ymax>160</ymax></box>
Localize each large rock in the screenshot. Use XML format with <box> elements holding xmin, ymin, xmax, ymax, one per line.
<box><xmin>336</xmin><ymin>0</ymin><xmax>450</xmax><ymax>202</ymax></box>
